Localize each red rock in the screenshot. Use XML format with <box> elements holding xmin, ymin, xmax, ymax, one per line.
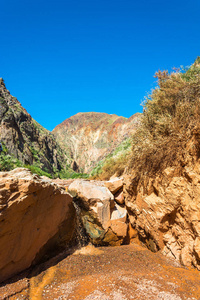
<box><xmin>114</xmin><ymin>190</ymin><xmax>124</xmax><ymax>205</ymax></box>
<box><xmin>104</xmin><ymin>177</ymin><xmax>123</xmax><ymax>195</ymax></box>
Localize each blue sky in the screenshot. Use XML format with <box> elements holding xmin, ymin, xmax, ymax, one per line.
<box><xmin>1</xmin><ymin>0</ymin><xmax>199</xmax><ymax>131</ymax></box>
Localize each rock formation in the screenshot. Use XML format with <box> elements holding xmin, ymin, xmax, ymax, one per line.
<box><xmin>0</xmin><ymin>168</ymin><xmax>76</xmax><ymax>282</ymax></box>
<box><xmin>53</xmin><ymin>112</ymin><xmax>140</xmax><ymax>173</ymax></box>
<box><xmin>123</xmin><ymin>162</ymin><xmax>200</xmax><ymax>270</ymax></box>
<box><xmin>0</xmin><ymin>78</ymin><xmax>69</xmax><ymax>174</ymax></box>
<box><xmin>68</xmin><ymin>178</ymin><xmax>128</xmax><ymax>246</ymax></box>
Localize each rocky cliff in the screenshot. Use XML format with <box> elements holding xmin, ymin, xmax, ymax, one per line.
<box><xmin>53</xmin><ymin>112</ymin><xmax>140</xmax><ymax>173</ymax></box>
<box><xmin>0</xmin><ymin>78</ymin><xmax>69</xmax><ymax>174</ymax></box>
<box><xmin>122</xmin><ymin>58</ymin><xmax>200</xmax><ymax>270</ymax></box>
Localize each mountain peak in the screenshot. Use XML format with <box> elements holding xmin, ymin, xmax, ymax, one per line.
<box><xmin>53</xmin><ymin>112</ymin><xmax>140</xmax><ymax>173</ymax></box>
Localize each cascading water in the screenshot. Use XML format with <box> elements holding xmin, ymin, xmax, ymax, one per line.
<box><xmin>72</xmin><ymin>198</ymin><xmax>89</xmax><ymax>248</ymax></box>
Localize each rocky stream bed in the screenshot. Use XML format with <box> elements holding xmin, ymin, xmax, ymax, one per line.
<box><xmin>1</xmin><ymin>243</ymin><xmax>200</xmax><ymax>300</ymax></box>
<box><xmin>1</xmin><ymin>168</ymin><xmax>200</xmax><ymax>299</ymax></box>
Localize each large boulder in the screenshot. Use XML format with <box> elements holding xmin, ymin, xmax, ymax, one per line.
<box><xmin>0</xmin><ymin>168</ymin><xmax>76</xmax><ymax>282</ymax></box>
<box><xmin>68</xmin><ymin>179</ymin><xmax>128</xmax><ymax>246</ymax></box>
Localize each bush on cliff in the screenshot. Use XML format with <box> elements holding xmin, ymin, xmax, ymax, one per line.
<box><xmin>0</xmin><ymin>153</ymin><xmax>23</xmax><ymax>171</ymax></box>
<box><xmin>130</xmin><ymin>57</ymin><xmax>200</xmax><ymax>176</ymax></box>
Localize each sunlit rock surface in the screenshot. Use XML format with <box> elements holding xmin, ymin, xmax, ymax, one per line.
<box><xmin>68</xmin><ymin>179</ymin><xmax>129</xmax><ymax>246</ymax></box>
<box><xmin>124</xmin><ymin>163</ymin><xmax>200</xmax><ymax>269</ymax></box>
<box><xmin>0</xmin><ymin>168</ymin><xmax>76</xmax><ymax>282</ymax></box>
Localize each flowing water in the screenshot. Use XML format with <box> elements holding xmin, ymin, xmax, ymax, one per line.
<box><xmin>72</xmin><ymin>199</ymin><xmax>89</xmax><ymax>248</ymax></box>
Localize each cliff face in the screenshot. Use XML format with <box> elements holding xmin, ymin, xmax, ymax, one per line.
<box><xmin>53</xmin><ymin>112</ymin><xmax>140</xmax><ymax>173</ymax></box>
<box><xmin>122</xmin><ymin>58</ymin><xmax>200</xmax><ymax>270</ymax></box>
<box><xmin>0</xmin><ymin>79</ymin><xmax>67</xmax><ymax>173</ymax></box>
<box><xmin>123</xmin><ymin>156</ymin><xmax>200</xmax><ymax>270</ymax></box>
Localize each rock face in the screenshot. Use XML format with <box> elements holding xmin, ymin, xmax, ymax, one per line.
<box><xmin>68</xmin><ymin>179</ymin><xmax>128</xmax><ymax>246</ymax></box>
<box><xmin>53</xmin><ymin>112</ymin><xmax>140</xmax><ymax>173</ymax></box>
<box><xmin>0</xmin><ymin>168</ymin><xmax>76</xmax><ymax>282</ymax></box>
<box><xmin>124</xmin><ymin>163</ymin><xmax>200</xmax><ymax>270</ymax></box>
<box><xmin>0</xmin><ymin>79</ymin><xmax>69</xmax><ymax>173</ymax></box>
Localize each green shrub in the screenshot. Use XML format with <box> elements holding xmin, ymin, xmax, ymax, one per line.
<box><xmin>58</xmin><ymin>168</ymin><xmax>89</xmax><ymax>179</ymax></box>
<box><xmin>25</xmin><ymin>164</ymin><xmax>52</xmax><ymax>178</ymax></box>
<box><xmin>0</xmin><ymin>153</ymin><xmax>23</xmax><ymax>171</ymax></box>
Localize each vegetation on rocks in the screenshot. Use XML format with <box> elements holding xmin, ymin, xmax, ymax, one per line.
<box><xmin>90</xmin><ymin>138</ymin><xmax>131</xmax><ymax>180</ymax></box>
<box><xmin>129</xmin><ymin>57</ymin><xmax>200</xmax><ymax>177</ymax></box>
<box><xmin>53</xmin><ymin>112</ymin><xmax>139</xmax><ymax>173</ymax></box>
<box><xmin>1</xmin><ymin>58</ymin><xmax>200</xmax><ymax>181</ymax></box>
<box><xmin>0</xmin><ymin>142</ymin><xmax>88</xmax><ymax>179</ymax></box>
<box><xmin>92</xmin><ymin>57</ymin><xmax>200</xmax><ymax>181</ymax></box>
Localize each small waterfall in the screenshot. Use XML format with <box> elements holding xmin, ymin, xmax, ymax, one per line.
<box><xmin>73</xmin><ymin>199</ymin><xmax>89</xmax><ymax>248</ymax></box>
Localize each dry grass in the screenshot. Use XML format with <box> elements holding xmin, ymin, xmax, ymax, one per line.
<box><xmin>129</xmin><ymin>58</ymin><xmax>200</xmax><ymax>178</ymax></box>
<box><xmin>96</xmin><ymin>154</ymin><xmax>130</xmax><ymax>180</ymax></box>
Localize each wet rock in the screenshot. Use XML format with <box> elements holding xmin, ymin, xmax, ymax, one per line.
<box><xmin>0</xmin><ymin>168</ymin><xmax>76</xmax><ymax>282</ymax></box>
<box><xmin>68</xmin><ymin>179</ymin><xmax>128</xmax><ymax>246</ymax></box>
<box><xmin>68</xmin><ymin>179</ymin><xmax>114</xmax><ymax>228</ymax></box>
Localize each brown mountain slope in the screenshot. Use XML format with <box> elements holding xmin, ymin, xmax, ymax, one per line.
<box><xmin>53</xmin><ymin>112</ymin><xmax>140</xmax><ymax>173</ymax></box>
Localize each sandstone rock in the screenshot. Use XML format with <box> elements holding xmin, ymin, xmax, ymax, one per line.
<box><xmin>68</xmin><ymin>179</ymin><xmax>128</xmax><ymax>246</ymax></box>
<box><xmin>0</xmin><ymin>168</ymin><xmax>76</xmax><ymax>282</ymax></box>
<box><xmin>104</xmin><ymin>177</ymin><xmax>123</xmax><ymax>195</ymax></box>
<box><xmin>128</xmin><ymin>223</ymin><xmax>138</xmax><ymax>240</ymax></box>
<box><xmin>68</xmin><ymin>179</ymin><xmax>114</xmax><ymax>228</ymax></box>
<box><xmin>110</xmin><ymin>203</ymin><xmax>128</xmax><ymax>238</ymax></box>
<box><xmin>110</xmin><ymin>219</ymin><xmax>127</xmax><ymax>238</ymax></box>
<box><xmin>52</xmin><ymin>178</ymin><xmax>74</xmax><ymax>190</ymax></box>
<box><xmin>114</xmin><ymin>190</ymin><xmax>124</xmax><ymax>205</ymax></box>
<box><xmin>124</xmin><ymin>162</ymin><xmax>200</xmax><ymax>269</ymax></box>
<box><xmin>68</xmin><ymin>179</ymin><xmax>113</xmax><ymax>200</ymax></box>
<box><xmin>111</xmin><ymin>203</ymin><xmax>127</xmax><ymax>220</ymax></box>
<box><xmin>194</xmin><ymin>237</ymin><xmax>200</xmax><ymax>261</ymax></box>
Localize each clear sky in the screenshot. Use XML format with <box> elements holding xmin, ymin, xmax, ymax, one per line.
<box><xmin>1</xmin><ymin>0</ymin><xmax>199</xmax><ymax>131</ymax></box>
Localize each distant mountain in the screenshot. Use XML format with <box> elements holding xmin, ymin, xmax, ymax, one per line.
<box><xmin>53</xmin><ymin>112</ymin><xmax>140</xmax><ymax>173</ymax></box>
<box><xmin>0</xmin><ymin>78</ymin><xmax>69</xmax><ymax>174</ymax></box>
<box><xmin>0</xmin><ymin>79</ymin><xmax>140</xmax><ymax>177</ymax></box>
